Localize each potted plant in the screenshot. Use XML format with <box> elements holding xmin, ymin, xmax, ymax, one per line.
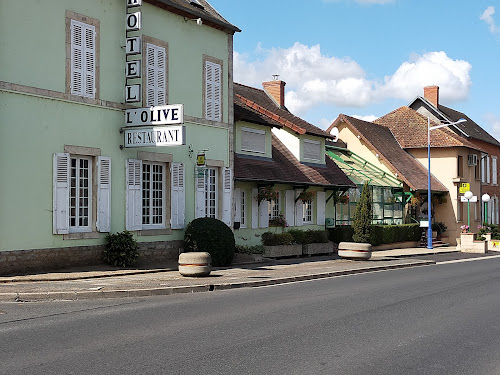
<box><xmin>338</xmin><ymin>181</ymin><xmax>373</xmax><ymax>260</ymax></box>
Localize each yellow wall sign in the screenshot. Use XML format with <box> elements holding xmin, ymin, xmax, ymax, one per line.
<box><xmin>459</xmin><ymin>183</ymin><xmax>470</xmax><ymax>194</ymax></box>
<box><xmin>197</xmin><ymin>154</ymin><xmax>205</xmax><ymax>166</ymax></box>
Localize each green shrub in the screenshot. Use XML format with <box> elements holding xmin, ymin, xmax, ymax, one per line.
<box><xmin>305</xmin><ymin>229</ymin><xmax>329</xmax><ymax>244</ymax></box>
<box><xmin>184</xmin><ymin>218</ymin><xmax>235</xmax><ymax>266</ymax></box>
<box><xmin>328</xmin><ymin>226</ymin><xmax>354</xmax><ymax>243</ymax></box>
<box><xmin>288</xmin><ymin>229</ymin><xmax>307</xmax><ymax>244</ymax></box>
<box><xmin>329</xmin><ymin>224</ymin><xmax>421</xmax><ymax>246</ymax></box>
<box><xmin>103</xmin><ymin>230</ymin><xmax>139</xmax><ymax>267</ymax></box>
<box><xmin>352</xmin><ymin>182</ymin><xmax>372</xmax><ymax>243</ymax></box>
<box><xmin>235</xmin><ymin>245</ymin><xmax>265</xmax><ymax>255</ymax></box>
<box><xmin>478</xmin><ymin>223</ymin><xmax>500</xmax><ymax>240</ymax></box>
<box><xmin>261</xmin><ymin>232</ymin><xmax>293</xmax><ymax>246</ymax></box>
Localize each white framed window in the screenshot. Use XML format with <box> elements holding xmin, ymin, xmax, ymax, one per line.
<box><xmin>205</xmin><ymin>168</ymin><xmax>217</xmax><ymax>218</ymax></box>
<box><xmin>204</xmin><ymin>60</ymin><xmax>222</xmax><ymax>121</ymax></box>
<box><xmin>303</xmin><ymin>139</ymin><xmax>321</xmax><ymax>162</ymax></box>
<box><xmin>53</xmin><ymin>152</ymin><xmax>110</xmax><ymax>235</ymax></box>
<box><xmin>70</xmin><ymin>19</ymin><xmax>96</xmax><ymax>98</ymax></box>
<box><xmin>492</xmin><ymin>156</ymin><xmax>497</xmax><ymax>185</ymax></box>
<box><xmin>303</xmin><ymin>199</ymin><xmax>313</xmax><ymax>224</ymax></box>
<box><xmin>145</xmin><ymin>43</ymin><xmax>166</xmax><ymax>106</ymax></box>
<box><xmin>70</xmin><ymin>156</ymin><xmax>92</xmax><ymax>232</ymax></box>
<box><xmin>241</xmin><ymin>127</ymin><xmax>266</xmax><ymax>154</ymax></box>
<box><xmin>126</xmin><ymin>157</ymin><xmax>183</xmax><ymax>231</ymax></box>
<box><xmin>269</xmin><ymin>192</ymin><xmax>280</xmax><ymax>219</ymax></box>
<box><xmin>240</xmin><ymin>190</ymin><xmax>246</xmax><ymax>228</ymax></box>
<box><xmin>141</xmin><ymin>162</ymin><xmax>166</xmax><ymax>229</ymax></box>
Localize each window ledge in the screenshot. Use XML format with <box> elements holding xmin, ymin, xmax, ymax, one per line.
<box><xmin>138</xmin><ymin>228</ymin><xmax>172</xmax><ymax>236</ymax></box>
<box><xmin>64</xmin><ymin>231</ymin><xmax>100</xmax><ymax>240</ymax></box>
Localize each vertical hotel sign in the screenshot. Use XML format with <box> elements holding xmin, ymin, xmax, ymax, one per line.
<box><xmin>125</xmin><ymin>0</ymin><xmax>142</xmax><ymax>103</ymax></box>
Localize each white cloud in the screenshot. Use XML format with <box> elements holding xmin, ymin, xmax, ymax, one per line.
<box><xmin>485</xmin><ymin>113</ymin><xmax>500</xmax><ymax>142</ymax></box>
<box><xmin>480</xmin><ymin>6</ymin><xmax>498</xmax><ymax>33</ymax></box>
<box><xmin>234</xmin><ymin>43</ymin><xmax>472</xmax><ymax>116</ymax></box>
<box><xmin>352</xmin><ymin>114</ymin><xmax>378</xmax><ymax>122</ymax></box>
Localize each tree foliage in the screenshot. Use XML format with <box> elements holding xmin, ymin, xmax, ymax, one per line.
<box><xmin>352</xmin><ymin>182</ymin><xmax>372</xmax><ymax>243</ymax></box>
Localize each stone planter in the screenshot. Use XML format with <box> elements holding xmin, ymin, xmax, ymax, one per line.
<box><xmin>263</xmin><ymin>244</ymin><xmax>302</xmax><ymax>258</ymax></box>
<box><xmin>302</xmin><ymin>242</ymin><xmax>333</xmax><ymax>256</ymax></box>
<box><xmin>459</xmin><ymin>233</ymin><xmax>487</xmax><ymax>253</ymax></box>
<box><xmin>178</xmin><ymin>252</ymin><xmax>211</xmax><ymax>277</ymax></box>
<box><xmin>338</xmin><ymin>242</ymin><xmax>372</xmax><ymax>260</ymax></box>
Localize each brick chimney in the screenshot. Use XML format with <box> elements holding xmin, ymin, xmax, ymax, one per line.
<box><xmin>424</xmin><ymin>85</ymin><xmax>439</xmax><ymax>108</ymax></box>
<box><xmin>263</xmin><ymin>75</ymin><xmax>286</xmax><ymax>108</ymax></box>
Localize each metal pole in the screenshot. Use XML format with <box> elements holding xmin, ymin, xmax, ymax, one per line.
<box><xmin>427</xmin><ymin>117</ymin><xmax>433</xmax><ymax>249</ymax></box>
<box><xmin>467</xmin><ymin>200</ymin><xmax>471</xmax><ymax>229</ymax></box>
<box><xmin>485</xmin><ymin>202</ymin><xmax>488</xmax><ymax>225</ymax></box>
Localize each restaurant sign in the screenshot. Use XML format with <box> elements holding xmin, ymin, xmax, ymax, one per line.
<box><xmin>124</xmin><ymin>126</ymin><xmax>186</xmax><ymax>147</ymax></box>
<box><xmin>125</xmin><ymin>104</ymin><xmax>184</xmax><ymax>126</ymax></box>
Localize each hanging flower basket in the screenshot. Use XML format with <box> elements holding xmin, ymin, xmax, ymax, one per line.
<box><xmin>298</xmin><ymin>190</ymin><xmax>315</xmax><ymax>202</ymax></box>
<box><xmin>338</xmin><ymin>195</ymin><xmax>349</xmax><ymax>204</ymax></box>
<box><xmin>257</xmin><ymin>186</ymin><xmax>278</xmax><ymax>203</ymax></box>
<box><xmin>409</xmin><ymin>197</ymin><xmax>421</xmax><ymax>207</ymax></box>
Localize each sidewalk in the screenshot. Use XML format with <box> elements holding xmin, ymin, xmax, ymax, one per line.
<box><xmin>0</xmin><ymin>247</ymin><xmax>458</xmax><ymax>302</ymax></box>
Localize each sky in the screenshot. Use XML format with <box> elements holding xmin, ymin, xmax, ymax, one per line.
<box><xmin>208</xmin><ymin>0</ymin><xmax>500</xmax><ymax>139</ymax></box>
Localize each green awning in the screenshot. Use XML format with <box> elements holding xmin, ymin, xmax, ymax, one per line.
<box><xmin>326</xmin><ymin>146</ymin><xmax>402</xmax><ymax>188</ymax></box>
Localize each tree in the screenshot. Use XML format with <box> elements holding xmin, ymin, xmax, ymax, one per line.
<box><xmin>352</xmin><ymin>181</ymin><xmax>372</xmax><ymax>243</ymax></box>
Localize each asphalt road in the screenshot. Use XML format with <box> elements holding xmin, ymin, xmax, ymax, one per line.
<box><xmin>1</xmin><ymin>256</ymin><xmax>499</xmax><ymax>375</ymax></box>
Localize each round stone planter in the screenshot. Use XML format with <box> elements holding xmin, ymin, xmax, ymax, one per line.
<box><xmin>178</xmin><ymin>252</ymin><xmax>211</xmax><ymax>277</ymax></box>
<box><xmin>338</xmin><ymin>242</ymin><xmax>372</xmax><ymax>260</ymax></box>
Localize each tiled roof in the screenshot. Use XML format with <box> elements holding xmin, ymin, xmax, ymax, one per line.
<box><xmin>151</xmin><ymin>0</ymin><xmax>240</xmax><ymax>33</ymax></box>
<box><xmin>234</xmin><ymin>135</ymin><xmax>355</xmax><ymax>189</ymax></box>
<box><xmin>234</xmin><ymin>83</ymin><xmax>332</xmax><ymax>138</ymax></box>
<box><xmin>438</xmin><ymin>104</ymin><xmax>500</xmax><ymax>146</ymax></box>
<box><xmin>375</xmin><ymin>106</ymin><xmax>482</xmax><ymax>151</ymax></box>
<box><xmin>334</xmin><ymin>114</ymin><xmax>447</xmax><ymax>192</ymax></box>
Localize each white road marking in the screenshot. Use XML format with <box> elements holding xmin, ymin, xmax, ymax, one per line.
<box><xmin>437</xmin><ymin>254</ymin><xmax>500</xmax><ymax>265</ymax></box>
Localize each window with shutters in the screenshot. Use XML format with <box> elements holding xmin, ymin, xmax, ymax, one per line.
<box><xmin>303</xmin><ymin>139</ymin><xmax>321</xmax><ymax>162</ymax></box>
<box><xmin>241</xmin><ymin>127</ymin><xmax>266</xmax><ymax>154</ymax></box>
<box><xmin>269</xmin><ymin>192</ymin><xmax>280</xmax><ymax>219</ymax></box>
<box><xmin>240</xmin><ymin>190</ymin><xmax>246</xmax><ymax>228</ymax></box>
<box><xmin>142</xmin><ymin>36</ymin><xmax>168</xmax><ymax>107</ymax></box>
<box><xmin>302</xmin><ymin>199</ymin><xmax>313</xmax><ymax>224</ymax></box>
<box><xmin>142</xmin><ymin>162</ymin><xmax>166</xmax><ymax>229</ymax></box>
<box><xmin>66</xmin><ymin>12</ymin><xmax>99</xmax><ymax>99</ymax></box>
<box><xmin>203</xmin><ymin>56</ymin><xmax>223</xmax><ymax>122</ymax></box>
<box><xmin>53</xmin><ymin>146</ymin><xmax>110</xmax><ymax>236</ymax></box>
<box><xmin>205</xmin><ymin>168</ymin><xmax>218</xmax><ymax>218</ymax></box>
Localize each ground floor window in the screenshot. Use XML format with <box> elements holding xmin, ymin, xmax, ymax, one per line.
<box><xmin>142</xmin><ymin>162</ymin><xmax>165</xmax><ymax>228</ymax></box>
<box><xmin>269</xmin><ymin>192</ymin><xmax>280</xmax><ymax>219</ymax></box>
<box><xmin>303</xmin><ymin>199</ymin><xmax>312</xmax><ymax>224</ymax></box>
<box><xmin>240</xmin><ymin>190</ymin><xmax>246</xmax><ymax>227</ymax></box>
<box><xmin>69</xmin><ymin>156</ymin><xmax>92</xmax><ymax>230</ymax></box>
<box><xmin>204</xmin><ymin>167</ymin><xmax>218</xmax><ymax>218</ymax></box>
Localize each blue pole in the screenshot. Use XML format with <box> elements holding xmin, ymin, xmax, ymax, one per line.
<box><xmin>427</xmin><ymin>118</ymin><xmax>433</xmax><ymax>249</ymax></box>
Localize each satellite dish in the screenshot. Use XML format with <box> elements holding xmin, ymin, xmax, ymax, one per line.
<box><xmin>330</xmin><ymin>127</ymin><xmax>339</xmax><ymax>142</ymax></box>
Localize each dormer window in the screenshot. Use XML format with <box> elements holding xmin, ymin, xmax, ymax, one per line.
<box><xmin>241</xmin><ymin>127</ymin><xmax>266</xmax><ymax>154</ymax></box>
<box><xmin>303</xmin><ymin>139</ymin><xmax>321</xmax><ymax>162</ymax></box>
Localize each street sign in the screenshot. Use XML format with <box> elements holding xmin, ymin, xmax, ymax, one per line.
<box><xmin>461</xmin><ymin>195</ymin><xmax>477</xmax><ymax>203</ymax></box>
<box><xmin>459</xmin><ymin>183</ymin><xmax>470</xmax><ymax>194</ymax></box>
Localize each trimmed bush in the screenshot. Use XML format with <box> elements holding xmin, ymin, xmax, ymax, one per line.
<box><xmin>288</xmin><ymin>229</ymin><xmax>308</xmax><ymax>245</ymax></box>
<box><xmin>329</xmin><ymin>224</ymin><xmax>421</xmax><ymax>246</ymax></box>
<box><xmin>328</xmin><ymin>226</ymin><xmax>354</xmax><ymax>243</ymax></box>
<box><xmin>305</xmin><ymin>229</ymin><xmax>329</xmax><ymax>244</ymax></box>
<box><xmin>261</xmin><ymin>232</ymin><xmax>293</xmax><ymax>246</ymax></box>
<box><xmin>235</xmin><ymin>245</ymin><xmax>265</xmax><ymax>255</ymax></box>
<box><xmin>103</xmin><ymin>230</ymin><xmax>139</xmax><ymax>267</ymax></box>
<box><xmin>184</xmin><ymin>218</ymin><xmax>235</xmax><ymax>267</ymax></box>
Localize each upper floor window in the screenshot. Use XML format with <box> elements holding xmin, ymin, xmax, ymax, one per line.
<box><xmin>457</xmin><ymin>155</ymin><xmax>464</xmax><ymax>178</ymax></box>
<box><xmin>303</xmin><ymin>139</ymin><xmax>321</xmax><ymax>162</ymax></box>
<box><xmin>66</xmin><ymin>11</ymin><xmax>99</xmax><ymax>99</ymax></box>
<box><xmin>204</xmin><ymin>57</ymin><xmax>222</xmax><ymax>121</ymax></box>
<box><xmin>241</xmin><ymin>127</ymin><xmax>266</xmax><ymax>154</ymax></box>
<box><xmin>145</xmin><ymin>41</ymin><xmax>166</xmax><ymax>106</ymax></box>
<box><xmin>70</xmin><ymin>20</ymin><xmax>96</xmax><ymax>98</ymax></box>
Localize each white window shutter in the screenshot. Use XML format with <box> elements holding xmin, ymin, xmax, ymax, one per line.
<box><xmin>97</xmin><ymin>156</ymin><xmax>111</xmax><ymax>232</ymax></box>
<box><xmin>205</xmin><ymin>61</ymin><xmax>222</xmax><ymax>121</ymax></box>
<box><xmin>195</xmin><ymin>167</ymin><xmax>206</xmax><ymax>218</ymax></box>
<box><xmin>53</xmin><ymin>153</ymin><xmax>70</xmax><ymax>234</ymax></box>
<box><xmin>285</xmin><ymin>190</ymin><xmax>295</xmax><ymax>227</ymax></box>
<box><xmin>146</xmin><ymin>43</ymin><xmax>166</xmax><ymax>106</ymax></box>
<box><xmin>487</xmin><ymin>156</ymin><xmax>491</xmax><ymax>183</ymax></box>
<box><xmin>259</xmin><ymin>200</ymin><xmax>270</xmax><ymax>228</ymax></box>
<box><xmin>126</xmin><ymin>159</ymin><xmax>142</xmax><ymax>231</ymax></box>
<box><xmin>316</xmin><ymin>191</ymin><xmax>326</xmax><ymax>226</ymax></box>
<box><xmin>234</xmin><ymin>188</ymin><xmax>241</xmax><ymax>222</ymax></box>
<box><xmin>493</xmin><ymin>157</ymin><xmax>498</xmax><ymax>185</ymax></box>
<box><xmin>295</xmin><ymin>190</ymin><xmax>303</xmax><ymax>227</ymax></box>
<box><xmin>251</xmin><ymin>188</ymin><xmax>259</xmax><ymax>229</ymax></box>
<box><xmin>171</xmin><ymin>162</ymin><xmax>185</xmax><ymax>229</ymax></box>
<box><xmin>222</xmin><ymin>167</ymin><xmax>232</xmax><ymax>226</ymax></box>
<box><xmin>71</xmin><ymin>20</ymin><xmax>95</xmax><ymax>98</ymax></box>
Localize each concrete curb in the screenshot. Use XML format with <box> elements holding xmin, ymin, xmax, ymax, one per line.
<box><xmin>0</xmin><ymin>259</ymin><xmax>434</xmax><ymax>302</ymax></box>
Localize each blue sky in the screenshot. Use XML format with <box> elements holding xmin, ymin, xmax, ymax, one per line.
<box><xmin>209</xmin><ymin>0</ymin><xmax>500</xmax><ymax>139</ymax></box>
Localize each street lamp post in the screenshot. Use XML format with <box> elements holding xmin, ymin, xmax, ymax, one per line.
<box><xmin>427</xmin><ymin>117</ymin><xmax>466</xmax><ymax>249</ymax></box>
<box><xmin>464</xmin><ymin>190</ymin><xmax>473</xmax><ymax>229</ymax></box>
<box><xmin>482</xmin><ymin>193</ymin><xmax>491</xmax><ymax>225</ymax></box>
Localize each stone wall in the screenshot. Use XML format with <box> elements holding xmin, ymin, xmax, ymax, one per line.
<box><xmin>0</xmin><ymin>240</ymin><xmax>184</xmax><ymax>276</ymax></box>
